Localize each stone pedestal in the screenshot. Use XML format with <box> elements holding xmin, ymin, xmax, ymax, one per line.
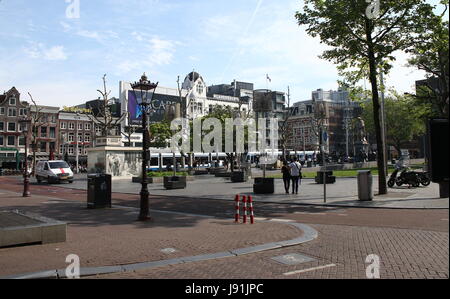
<box><xmin>87</xmin><ymin>146</ymin><xmax>143</xmax><ymax>180</ymax></box>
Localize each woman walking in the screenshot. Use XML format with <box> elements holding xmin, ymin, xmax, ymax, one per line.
<box><xmin>289</xmin><ymin>157</ymin><xmax>302</xmax><ymax>195</ymax></box>
<box><xmin>281</xmin><ymin>160</ymin><xmax>291</xmax><ymax>194</ymax></box>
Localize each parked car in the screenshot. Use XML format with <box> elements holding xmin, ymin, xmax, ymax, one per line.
<box><xmin>35</xmin><ymin>160</ymin><xmax>74</xmax><ymax>184</ymax></box>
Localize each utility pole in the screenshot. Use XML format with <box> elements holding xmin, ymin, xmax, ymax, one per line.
<box><xmin>380</xmin><ymin>71</ymin><xmax>388</xmax><ymax>175</ymax></box>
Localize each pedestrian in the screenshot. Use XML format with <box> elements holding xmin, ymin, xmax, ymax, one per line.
<box><xmin>281</xmin><ymin>160</ymin><xmax>291</xmax><ymax>194</ymax></box>
<box><xmin>289</xmin><ymin>157</ymin><xmax>302</xmax><ymax>195</ymax></box>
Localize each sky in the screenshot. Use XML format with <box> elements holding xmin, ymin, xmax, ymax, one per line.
<box><xmin>0</xmin><ymin>0</ymin><xmax>445</xmax><ymax>107</ymax></box>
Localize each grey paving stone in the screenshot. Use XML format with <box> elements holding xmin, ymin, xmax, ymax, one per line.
<box><xmin>230</xmin><ymin>242</ymin><xmax>283</xmax><ymax>256</ymax></box>
<box><xmin>181</xmin><ymin>252</ymin><xmax>236</xmax><ymax>263</ymax></box>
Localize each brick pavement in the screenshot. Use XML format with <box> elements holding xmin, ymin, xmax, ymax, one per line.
<box><xmin>0</xmin><ymin>189</ymin><xmax>303</xmax><ymax>277</ymax></box>
<box><xmin>0</xmin><ymin>176</ymin><xmax>448</xmax><ymax>279</ymax></box>
<box><xmin>93</xmin><ymin>224</ymin><xmax>449</xmax><ymax>279</ymax></box>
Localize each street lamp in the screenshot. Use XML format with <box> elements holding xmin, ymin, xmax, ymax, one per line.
<box><xmin>131</xmin><ymin>73</ymin><xmax>158</xmax><ymax>221</ymax></box>
<box><xmin>19</xmin><ymin>117</ymin><xmax>31</xmax><ymax>197</ymax></box>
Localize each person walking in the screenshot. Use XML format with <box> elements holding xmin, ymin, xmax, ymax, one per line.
<box><xmin>289</xmin><ymin>157</ymin><xmax>302</xmax><ymax>194</ymax></box>
<box><xmin>281</xmin><ymin>160</ymin><xmax>291</xmax><ymax>194</ymax></box>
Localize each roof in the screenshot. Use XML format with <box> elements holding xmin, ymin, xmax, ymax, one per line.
<box><xmin>186</xmin><ymin>72</ymin><xmax>203</xmax><ymax>82</ymax></box>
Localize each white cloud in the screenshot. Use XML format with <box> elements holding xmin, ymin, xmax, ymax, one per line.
<box><xmin>113</xmin><ymin>36</ymin><xmax>178</xmax><ymax>75</ymax></box>
<box><xmin>24</xmin><ymin>43</ymin><xmax>68</xmax><ymax>61</ymax></box>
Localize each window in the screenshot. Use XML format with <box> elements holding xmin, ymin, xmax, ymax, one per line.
<box><xmin>69</xmin><ymin>122</ymin><xmax>75</xmax><ymax>130</ymax></box>
<box><xmin>78</xmin><ymin>133</ymin><xmax>83</xmax><ymax>142</ymax></box>
<box><xmin>18</xmin><ymin>122</ymin><xmax>28</xmax><ymax>132</ymax></box>
<box><xmin>59</xmin><ymin>144</ymin><xmax>65</xmax><ymax>154</ymax></box>
<box><xmin>7</xmin><ymin>136</ymin><xmax>15</xmax><ymax>146</ymax></box>
<box><xmin>40</xmin><ymin>127</ymin><xmax>47</xmax><ymax>138</ymax></box>
<box><xmin>85</xmin><ymin>134</ymin><xmax>91</xmax><ymax>143</ymax></box>
<box><xmin>40</xmin><ymin>142</ymin><xmax>47</xmax><ymax>152</ymax></box>
<box><xmin>8</xmin><ymin>108</ymin><xmax>16</xmax><ymax>117</ymax></box>
<box><xmin>78</xmin><ymin>123</ymin><xmax>83</xmax><ymax>130</ymax></box>
<box><xmin>49</xmin><ymin>127</ymin><xmax>56</xmax><ymax>138</ymax></box>
<box><xmin>196</xmin><ymin>84</ymin><xmax>204</xmax><ymax>94</ymax></box>
<box><xmin>7</xmin><ymin>122</ymin><xmax>16</xmax><ymax>132</ymax></box>
<box><xmin>95</xmin><ymin>125</ymin><xmax>102</xmax><ymax>135</ymax></box>
<box><xmin>60</xmin><ymin>122</ymin><xmax>67</xmax><ymax>129</ymax></box>
<box><xmin>9</xmin><ymin>97</ymin><xmax>16</xmax><ymax>106</ymax></box>
<box><xmin>0</xmin><ymin>136</ymin><xmax>3</xmax><ymax>146</ymax></box>
<box><xmin>85</xmin><ymin>123</ymin><xmax>91</xmax><ymax>131</ymax></box>
<box><xmin>51</xmin><ymin>115</ymin><xmax>56</xmax><ymax>123</ymax></box>
<box><xmin>78</xmin><ymin>147</ymin><xmax>83</xmax><ymax>155</ymax></box>
<box><xmin>0</xmin><ymin>107</ymin><xmax>5</xmax><ymax>115</ymax></box>
<box><xmin>0</xmin><ymin>122</ymin><xmax>3</xmax><ymax>131</ymax></box>
<box><xmin>68</xmin><ymin>133</ymin><xmax>75</xmax><ymax>142</ymax></box>
<box><xmin>68</xmin><ymin>146</ymin><xmax>74</xmax><ymax>155</ymax></box>
<box><xmin>19</xmin><ymin>108</ymin><xmax>26</xmax><ymax>116</ymax></box>
<box><xmin>19</xmin><ymin>136</ymin><xmax>25</xmax><ymax>146</ymax></box>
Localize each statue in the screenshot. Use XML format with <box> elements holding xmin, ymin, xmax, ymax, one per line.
<box><xmin>353</xmin><ymin>117</ymin><xmax>369</xmax><ymax>163</ymax></box>
<box><xmin>354</xmin><ymin>117</ymin><xmax>368</xmax><ymax>145</ymax></box>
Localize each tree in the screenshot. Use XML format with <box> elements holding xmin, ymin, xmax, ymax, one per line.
<box><xmin>407</xmin><ymin>0</ymin><xmax>449</xmax><ymax>118</ymax></box>
<box><xmin>361</xmin><ymin>92</ymin><xmax>431</xmax><ymax>156</ymax></box>
<box><xmin>28</xmin><ymin>93</ymin><xmax>51</xmax><ymax>175</ymax></box>
<box><xmin>149</xmin><ymin>121</ymin><xmax>172</xmax><ymax>148</ymax></box>
<box><xmin>87</xmin><ymin>74</ymin><xmax>125</xmax><ymax>141</ymax></box>
<box><xmin>296</xmin><ymin>0</ymin><xmax>436</xmax><ymax>194</ymax></box>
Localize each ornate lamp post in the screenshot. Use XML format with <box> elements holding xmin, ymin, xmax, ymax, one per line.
<box><xmin>19</xmin><ymin>117</ymin><xmax>32</xmax><ymax>197</ymax></box>
<box><xmin>131</xmin><ymin>73</ymin><xmax>158</xmax><ymax>221</ymax></box>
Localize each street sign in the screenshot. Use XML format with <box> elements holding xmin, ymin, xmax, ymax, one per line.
<box><xmin>322</xmin><ymin>131</ymin><xmax>328</xmax><ymax>143</ymax></box>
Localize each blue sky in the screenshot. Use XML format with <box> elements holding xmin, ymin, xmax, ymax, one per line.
<box><xmin>0</xmin><ymin>0</ymin><xmax>444</xmax><ymax>107</ymax></box>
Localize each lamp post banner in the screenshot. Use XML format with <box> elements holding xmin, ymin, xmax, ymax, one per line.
<box><xmin>128</xmin><ymin>91</ymin><xmax>181</xmax><ymax>125</ymax></box>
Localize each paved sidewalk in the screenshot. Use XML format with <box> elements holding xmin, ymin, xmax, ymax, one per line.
<box><xmin>59</xmin><ymin>175</ymin><xmax>448</xmax><ymax>209</ymax></box>
<box><xmin>0</xmin><ymin>189</ymin><xmax>314</xmax><ymax>278</ymax></box>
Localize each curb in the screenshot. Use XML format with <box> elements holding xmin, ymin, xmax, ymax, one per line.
<box><xmin>1</xmin><ymin>221</ymin><xmax>318</xmax><ymax>279</ymax></box>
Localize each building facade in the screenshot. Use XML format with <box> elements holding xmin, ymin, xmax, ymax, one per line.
<box><xmin>58</xmin><ymin>112</ymin><xmax>95</xmax><ymax>164</ymax></box>
<box><xmin>287</xmin><ymin>88</ymin><xmax>361</xmax><ymax>157</ymax></box>
<box><xmin>0</xmin><ymin>87</ymin><xmax>29</xmax><ymax>167</ymax></box>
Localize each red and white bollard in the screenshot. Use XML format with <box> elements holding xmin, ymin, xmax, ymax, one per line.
<box><xmin>248</xmin><ymin>195</ymin><xmax>255</xmax><ymax>224</ymax></box>
<box><xmin>235</xmin><ymin>194</ymin><xmax>240</xmax><ymax>223</ymax></box>
<box><xmin>242</xmin><ymin>195</ymin><xmax>248</xmax><ymax>224</ymax></box>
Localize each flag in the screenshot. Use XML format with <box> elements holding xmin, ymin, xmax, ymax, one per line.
<box><xmin>266</xmin><ymin>74</ymin><xmax>272</xmax><ymax>83</ymax></box>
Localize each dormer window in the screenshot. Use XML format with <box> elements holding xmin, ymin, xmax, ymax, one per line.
<box><xmin>196</xmin><ymin>84</ymin><xmax>204</xmax><ymax>95</ymax></box>
<box><xmin>9</xmin><ymin>97</ymin><xmax>16</xmax><ymax>106</ymax></box>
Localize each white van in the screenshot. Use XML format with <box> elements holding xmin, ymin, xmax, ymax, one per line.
<box><xmin>35</xmin><ymin>160</ymin><xmax>74</xmax><ymax>184</ymax></box>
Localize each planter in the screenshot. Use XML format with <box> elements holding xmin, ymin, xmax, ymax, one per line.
<box><xmin>315</xmin><ymin>171</ymin><xmax>336</xmax><ymax>184</ymax></box>
<box><xmin>231</xmin><ymin>171</ymin><xmax>247</xmax><ymax>183</ymax></box>
<box><xmin>253</xmin><ymin>178</ymin><xmax>275</xmax><ymax>194</ymax></box>
<box><xmin>164</xmin><ymin>176</ymin><xmax>187</xmax><ymax>190</ymax></box>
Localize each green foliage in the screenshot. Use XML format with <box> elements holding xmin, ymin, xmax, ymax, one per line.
<box><xmin>149</xmin><ymin>121</ymin><xmax>172</xmax><ymax>148</ymax></box>
<box><xmin>361</xmin><ymin>92</ymin><xmax>431</xmax><ymax>154</ymax></box>
<box><xmin>295</xmin><ymin>0</ymin><xmax>436</xmax><ymax>84</ymax></box>
<box><xmin>407</xmin><ymin>1</ymin><xmax>449</xmax><ymax>118</ymax></box>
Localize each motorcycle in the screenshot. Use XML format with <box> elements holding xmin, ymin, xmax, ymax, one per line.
<box><xmin>388</xmin><ymin>167</ymin><xmax>425</xmax><ymax>188</ymax></box>
<box><xmin>395</xmin><ymin>168</ymin><xmax>421</xmax><ymax>188</ymax></box>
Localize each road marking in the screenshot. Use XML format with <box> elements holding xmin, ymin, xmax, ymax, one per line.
<box><xmin>442</xmin><ymin>219</ymin><xmax>449</xmax><ymax>221</ymax></box>
<box><xmin>337</xmin><ymin>214</ymin><xmax>348</xmax><ymax>217</ymax></box>
<box><xmin>283</xmin><ymin>264</ymin><xmax>337</xmax><ymax>276</ymax></box>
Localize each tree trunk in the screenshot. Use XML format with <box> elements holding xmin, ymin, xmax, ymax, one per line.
<box><xmin>366</xmin><ymin>19</ymin><xmax>388</xmax><ymax>195</ymax></box>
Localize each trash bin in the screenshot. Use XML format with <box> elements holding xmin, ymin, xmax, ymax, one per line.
<box><xmin>357</xmin><ymin>170</ymin><xmax>373</xmax><ymax>201</ymax></box>
<box><xmin>87</xmin><ymin>174</ymin><xmax>112</xmax><ymax>209</ymax></box>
